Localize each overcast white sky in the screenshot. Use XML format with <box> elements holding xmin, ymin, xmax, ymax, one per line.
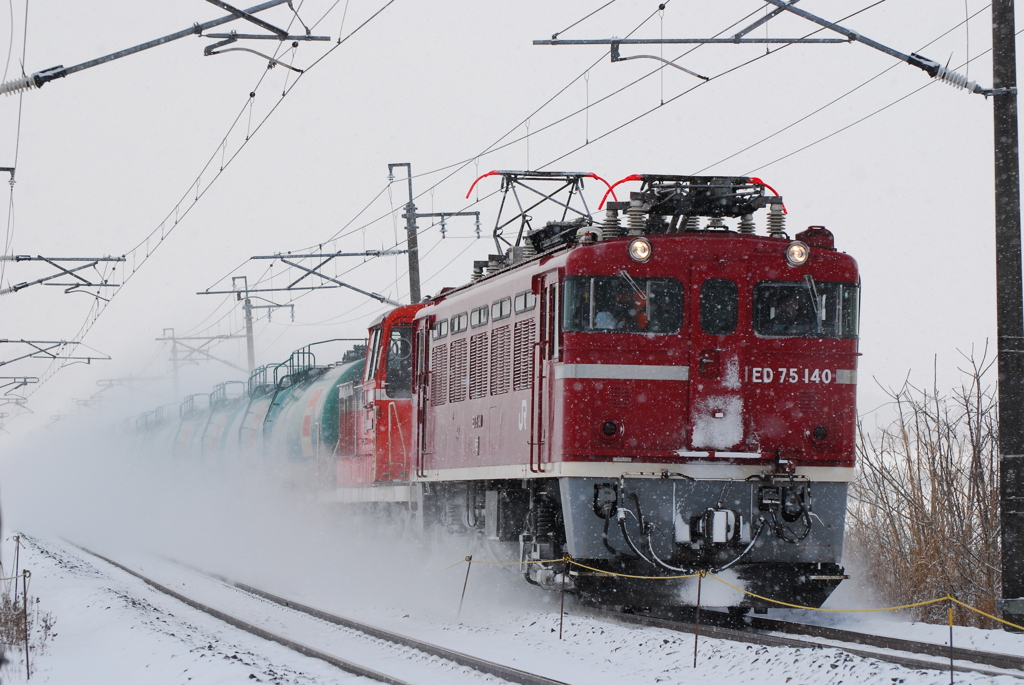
<box><xmin>0</xmin><ymin>0</ymin><xmax>1017</xmax><ymax>437</ymax></box>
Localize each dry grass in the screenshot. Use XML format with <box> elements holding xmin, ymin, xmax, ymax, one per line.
<box><xmin>847</xmin><ymin>350</ymin><xmax>1001</xmax><ymax>627</ymax></box>
<box><xmin>0</xmin><ymin>556</ymin><xmax>56</xmax><ymax>671</ymax></box>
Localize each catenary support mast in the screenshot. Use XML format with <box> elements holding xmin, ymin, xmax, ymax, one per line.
<box><xmin>992</xmin><ymin>0</ymin><xmax>1024</xmax><ymax>627</ymax></box>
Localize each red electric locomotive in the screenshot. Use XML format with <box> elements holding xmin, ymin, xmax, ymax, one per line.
<box><xmin>334</xmin><ymin>173</ymin><xmax>860</xmax><ymax>611</ymax></box>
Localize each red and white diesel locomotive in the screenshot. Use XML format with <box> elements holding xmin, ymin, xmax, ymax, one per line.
<box><xmin>146</xmin><ymin>173</ymin><xmax>860</xmax><ymax>611</ymax></box>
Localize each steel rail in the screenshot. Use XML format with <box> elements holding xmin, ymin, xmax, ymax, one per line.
<box><xmin>75</xmin><ymin>545</ymin><xmax>409</xmax><ymax>684</ymax></box>
<box><xmin>578</xmin><ymin>604</ymin><xmax>1023</xmax><ymax>678</ymax></box>
<box><xmin>734</xmin><ymin>611</ymin><xmax>1024</xmax><ymax>672</ymax></box>
<box><xmin>190</xmin><ymin>567</ymin><xmax>571</xmax><ymax>685</ymax></box>
<box><xmin>74</xmin><ymin>544</ymin><xmax>569</xmax><ymax>685</ymax></box>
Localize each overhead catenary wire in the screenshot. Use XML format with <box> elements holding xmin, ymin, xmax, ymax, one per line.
<box><xmin>17</xmin><ymin>0</ymin><xmax>397</xmax><ymax>409</ymax></box>
<box><xmin>551</xmin><ymin>0</ymin><xmax>620</xmax><ymax>41</ymax></box>
<box><xmin>247</xmin><ymin>0</ymin><xmax>972</xmax><ymax>352</ymax></box>
<box><xmin>201</xmin><ymin>0</ymin><xmax>862</xmax><ymax>349</ymax></box>
<box><xmin>695</xmin><ymin>3</ymin><xmax>990</xmax><ymax>175</ymax></box>
<box><xmin>541</xmin><ymin>0</ymin><xmax>891</xmax><ymax>170</ymax></box>
<box><xmin>289</xmin><ymin>0</ymin><xmax>765</xmax><ymax>256</ymax></box>
<box><xmin>1</xmin><ymin>0</ymin><xmax>27</xmax><ymax>291</ymax></box>
<box><xmin>744</xmin><ymin>49</ymin><xmax>992</xmax><ymax>176</ymax></box>
<box><xmin>18</xmin><ymin>1</ymin><xmax>975</xmax><ymax>420</ymax></box>
<box><xmin>234</xmin><ymin>0</ymin><xmax>894</xmax><ymax>287</ymax></box>
<box><xmin>2</xmin><ymin>0</ymin><xmax>13</xmax><ymax>83</ymax></box>
<box><xmin>15</xmin><ymin>0</ymin><xmax>890</xmax><ymax>401</ymax></box>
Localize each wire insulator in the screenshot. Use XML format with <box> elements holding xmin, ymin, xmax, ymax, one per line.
<box><xmin>601</xmin><ymin>208</ymin><xmax>623</xmax><ymax>239</ymax></box>
<box><xmin>738</xmin><ymin>214</ymin><xmax>756</xmax><ymax>235</ymax></box>
<box><xmin>767</xmin><ymin>205</ymin><xmax>786</xmax><ymax>238</ymax></box>
<box><xmin>0</xmin><ymin>74</ymin><xmax>35</xmax><ymax>97</ymax></box>
<box><xmin>627</xmin><ymin>202</ymin><xmax>646</xmax><ymax>235</ymax></box>
<box><xmin>934</xmin><ymin>64</ymin><xmax>978</xmax><ymax>93</ymax></box>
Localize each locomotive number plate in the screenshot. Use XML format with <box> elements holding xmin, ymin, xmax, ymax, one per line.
<box><xmin>749</xmin><ymin>367</ymin><xmax>833</xmax><ymax>384</ymax></box>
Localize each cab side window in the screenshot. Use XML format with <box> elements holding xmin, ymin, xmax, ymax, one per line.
<box><xmin>700</xmin><ymin>279</ymin><xmax>738</xmax><ymax>335</ymax></box>
<box><xmin>384</xmin><ymin>326</ymin><xmax>413</xmax><ymax>398</ymax></box>
<box><xmin>365</xmin><ymin>326</ymin><xmax>383</xmax><ymax>382</ymax></box>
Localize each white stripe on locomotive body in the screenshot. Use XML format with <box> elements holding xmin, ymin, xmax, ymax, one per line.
<box><xmin>555</xmin><ymin>363</ymin><xmax>855</xmax><ymax>384</ymax></box>
<box><xmin>327</xmin><ymin>462</ymin><xmax>855</xmax><ymax>503</ymax></box>
<box><xmin>407</xmin><ymin>462</ymin><xmax>856</xmax><ymax>483</ymax></box>
<box><xmin>835</xmin><ymin>369</ymin><xmax>857</xmax><ymax>384</ymax></box>
<box><xmin>554</xmin><ymin>363</ymin><xmax>690</xmax><ymax>381</ymax></box>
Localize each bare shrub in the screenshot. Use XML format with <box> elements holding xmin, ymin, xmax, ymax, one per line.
<box><xmin>0</xmin><ymin>571</ymin><xmax>56</xmax><ymax>675</ymax></box>
<box><xmin>847</xmin><ymin>349</ymin><xmax>1000</xmax><ymax>627</ymax></box>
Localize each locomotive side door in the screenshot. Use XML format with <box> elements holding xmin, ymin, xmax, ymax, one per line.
<box><xmin>688</xmin><ymin>262</ymin><xmax>750</xmax><ymax>453</ymax></box>
<box><xmin>532</xmin><ymin>270</ymin><xmax>561</xmax><ymax>471</ymax></box>
<box><xmin>415</xmin><ymin>318</ymin><xmax>433</xmax><ymax>477</ymax></box>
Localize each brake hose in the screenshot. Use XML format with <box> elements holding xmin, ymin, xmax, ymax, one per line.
<box><xmin>714</xmin><ymin>517</ymin><xmax>767</xmax><ymax>572</ymax></box>
<box><xmin>617</xmin><ymin>507</ymin><xmax>653</xmax><ymax>565</ymax></box>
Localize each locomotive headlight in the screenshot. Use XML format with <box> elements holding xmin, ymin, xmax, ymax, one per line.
<box><xmin>785</xmin><ymin>240</ymin><xmax>810</xmax><ymax>267</ymax></box>
<box><xmin>628</xmin><ymin>237</ymin><xmax>653</xmax><ymax>262</ymax></box>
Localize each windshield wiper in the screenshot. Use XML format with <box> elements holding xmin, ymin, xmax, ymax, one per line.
<box><xmin>618</xmin><ymin>270</ymin><xmax>647</xmax><ymax>300</ymax></box>
<box><xmin>803</xmin><ymin>274</ymin><xmax>823</xmax><ymax>329</ymax></box>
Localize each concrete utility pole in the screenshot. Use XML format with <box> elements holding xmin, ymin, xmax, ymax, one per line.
<box><xmin>229</xmin><ymin>275</ymin><xmax>293</xmax><ymax>371</ymax></box>
<box><xmin>242</xmin><ymin>294</ymin><xmax>256</xmax><ymax>371</ymax></box>
<box><xmin>992</xmin><ymin>0</ymin><xmax>1024</xmax><ymax>628</ymax></box>
<box><xmin>166</xmin><ymin>328</ymin><xmax>180</xmax><ymax>399</ymax></box>
<box><xmin>388</xmin><ymin>162</ymin><xmax>481</xmax><ymax>304</ymax></box>
<box><xmin>389</xmin><ymin>163</ymin><xmax>423</xmax><ymax>304</ymax></box>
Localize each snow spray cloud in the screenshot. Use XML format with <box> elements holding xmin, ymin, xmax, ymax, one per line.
<box><xmin>0</xmin><ymin>408</ymin><xmax>548</xmax><ymax>622</ymax></box>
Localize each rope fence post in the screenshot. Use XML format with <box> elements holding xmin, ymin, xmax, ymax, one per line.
<box><xmin>12</xmin><ymin>534</ymin><xmax>20</xmax><ymax>605</ymax></box>
<box><xmin>23</xmin><ymin>569</ymin><xmax>30</xmax><ymax>680</ymax></box>
<box><xmin>948</xmin><ymin>597</ymin><xmax>955</xmax><ymax>685</ymax></box>
<box><xmin>457</xmin><ymin>555</ymin><xmax>473</xmax><ymax>618</ymax></box>
<box><xmin>693</xmin><ymin>570</ymin><xmax>704</xmax><ymax>668</ymax></box>
<box><xmin>559</xmin><ymin>555</ymin><xmax>569</xmax><ymax>640</ymax></box>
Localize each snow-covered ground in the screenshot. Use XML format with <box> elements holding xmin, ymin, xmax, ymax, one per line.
<box><xmin>1</xmin><ymin>535</ymin><xmax>378</xmax><ymax>685</ymax></box>
<box><xmin>2</xmin><ymin>446</ymin><xmax>1024</xmax><ymax>684</ymax></box>
<box><xmin>4</xmin><ymin>533</ymin><xmax>1024</xmax><ymax>685</ymax></box>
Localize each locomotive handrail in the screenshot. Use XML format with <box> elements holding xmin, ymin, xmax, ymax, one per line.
<box><xmin>386</xmin><ymin>400</ymin><xmax>408</xmax><ymax>480</ymax></box>
<box><xmin>529</xmin><ymin>340</ymin><xmax>547</xmax><ymax>474</ymax></box>
<box><xmin>416</xmin><ymin>367</ymin><xmax>431</xmax><ymax>479</ymax></box>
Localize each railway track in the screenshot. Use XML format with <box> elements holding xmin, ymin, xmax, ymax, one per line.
<box><xmin>578</xmin><ymin>603</ymin><xmax>1024</xmax><ymax>678</ymax></box>
<box><xmin>71</xmin><ymin>543</ymin><xmax>569</xmax><ymax>685</ymax></box>
<box><xmin>63</xmin><ymin>540</ymin><xmax>1024</xmax><ymax>682</ymax></box>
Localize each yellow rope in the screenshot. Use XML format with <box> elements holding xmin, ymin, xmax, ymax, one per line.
<box><xmin>452</xmin><ymin>555</ymin><xmax>699</xmax><ymax>580</ymax></box>
<box><xmin>459</xmin><ymin>557</ymin><xmax>565</xmax><ymax>566</ymax></box>
<box><xmin>707</xmin><ymin>575</ymin><xmax>951</xmax><ymax>613</ymax></box>
<box><xmin>447</xmin><ymin>555</ymin><xmax>1024</xmax><ymax>628</ymax></box>
<box><xmin>949</xmin><ymin>597</ymin><xmax>1024</xmax><ymax>632</ymax></box>
<box><xmin>568</xmin><ymin>558</ymin><xmax>701</xmax><ymax>580</ymax></box>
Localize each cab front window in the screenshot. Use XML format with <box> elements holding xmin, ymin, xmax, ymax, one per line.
<box><xmin>753</xmin><ymin>281</ymin><xmax>859</xmax><ymax>339</ymax></box>
<box><xmin>563</xmin><ymin>275</ymin><xmax>682</xmax><ymax>334</ymax></box>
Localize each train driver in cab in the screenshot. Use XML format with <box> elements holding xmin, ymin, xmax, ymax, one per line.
<box><xmin>595</xmin><ymin>289</ymin><xmax>648</xmax><ymax>331</ymax></box>
<box><xmin>766</xmin><ymin>291</ymin><xmax>815</xmax><ymax>336</ymax></box>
